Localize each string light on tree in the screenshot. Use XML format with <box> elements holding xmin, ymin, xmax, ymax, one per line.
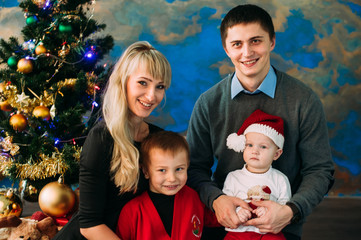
<box><xmin>43</xmin><ymin>0</ymin><xmax>51</xmax><ymax>9</ymax></box>
<box><xmin>85</xmin><ymin>51</ymin><xmax>94</xmax><ymax>59</ymax></box>
<box><xmin>22</xmin><ymin>40</ymin><xmax>36</xmax><ymax>51</ymax></box>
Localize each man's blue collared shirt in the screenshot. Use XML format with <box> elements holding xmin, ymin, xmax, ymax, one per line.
<box><xmin>231</xmin><ymin>67</ymin><xmax>277</xmax><ymax>99</ymax></box>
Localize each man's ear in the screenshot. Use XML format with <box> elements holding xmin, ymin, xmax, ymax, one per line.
<box><xmin>224</xmin><ymin>46</ymin><xmax>230</xmax><ymax>58</ymax></box>
<box><xmin>270</xmin><ymin>36</ymin><xmax>276</xmax><ymax>51</ymax></box>
<box><xmin>273</xmin><ymin>148</ymin><xmax>283</xmax><ymax>161</ymax></box>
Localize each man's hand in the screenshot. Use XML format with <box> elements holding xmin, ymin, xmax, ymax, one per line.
<box><xmin>212</xmin><ymin>195</ymin><xmax>251</xmax><ymax>229</ymax></box>
<box><xmin>244</xmin><ymin>200</ymin><xmax>293</xmax><ymax>233</ymax></box>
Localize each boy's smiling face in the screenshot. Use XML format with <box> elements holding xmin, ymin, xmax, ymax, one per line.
<box><xmin>143</xmin><ymin>148</ymin><xmax>188</xmax><ymax>196</ymax></box>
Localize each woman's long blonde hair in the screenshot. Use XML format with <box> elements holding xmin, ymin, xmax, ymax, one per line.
<box><xmin>102</xmin><ymin>41</ymin><xmax>171</xmax><ymax>193</ymax></box>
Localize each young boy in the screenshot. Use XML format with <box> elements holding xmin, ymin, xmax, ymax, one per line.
<box><xmin>223</xmin><ymin>109</ymin><xmax>291</xmax><ymax>240</ymax></box>
<box><xmin>116</xmin><ymin>131</ymin><xmax>218</xmax><ymax>240</ymax></box>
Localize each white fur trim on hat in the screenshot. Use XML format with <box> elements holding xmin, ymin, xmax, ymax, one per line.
<box><xmin>226</xmin><ymin>133</ymin><xmax>246</xmax><ymax>152</ymax></box>
<box><xmin>244</xmin><ymin>123</ymin><xmax>284</xmax><ymax>149</ymax></box>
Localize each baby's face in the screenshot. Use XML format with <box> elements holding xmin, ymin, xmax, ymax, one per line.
<box><xmin>243</xmin><ymin>132</ymin><xmax>282</xmax><ymax>173</ymax></box>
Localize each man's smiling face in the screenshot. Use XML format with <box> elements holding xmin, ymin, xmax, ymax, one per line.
<box><xmin>224</xmin><ymin>22</ymin><xmax>275</xmax><ymax>88</ymax></box>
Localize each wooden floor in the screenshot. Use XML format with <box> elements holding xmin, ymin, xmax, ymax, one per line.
<box><xmin>302</xmin><ymin>197</ymin><xmax>361</xmax><ymax>240</ymax></box>
<box><xmin>19</xmin><ymin>196</ymin><xmax>361</xmax><ymax>240</ymax></box>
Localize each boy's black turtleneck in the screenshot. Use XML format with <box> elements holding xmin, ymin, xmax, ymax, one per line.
<box><xmin>148</xmin><ymin>190</ymin><xmax>175</xmax><ymax>237</ymax></box>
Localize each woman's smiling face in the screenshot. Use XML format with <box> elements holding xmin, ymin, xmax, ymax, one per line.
<box><xmin>126</xmin><ymin>66</ymin><xmax>165</xmax><ymax>119</ymax></box>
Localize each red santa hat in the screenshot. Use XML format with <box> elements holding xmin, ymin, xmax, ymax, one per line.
<box><xmin>226</xmin><ymin>109</ymin><xmax>284</xmax><ymax>152</ymax></box>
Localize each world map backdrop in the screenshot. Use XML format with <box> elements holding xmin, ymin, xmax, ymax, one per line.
<box><xmin>1</xmin><ymin>0</ymin><xmax>360</xmax><ymax>196</ymax></box>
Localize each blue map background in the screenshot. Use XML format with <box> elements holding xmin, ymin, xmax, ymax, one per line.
<box><xmin>1</xmin><ymin>0</ymin><xmax>360</xmax><ymax>196</ymax></box>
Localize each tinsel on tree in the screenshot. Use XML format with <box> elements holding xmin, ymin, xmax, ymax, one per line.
<box><xmin>0</xmin><ymin>0</ymin><xmax>113</xmax><ymax>194</ymax></box>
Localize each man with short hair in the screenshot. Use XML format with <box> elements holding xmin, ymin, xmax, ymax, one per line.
<box><xmin>186</xmin><ymin>4</ymin><xmax>334</xmax><ymax>240</ymax></box>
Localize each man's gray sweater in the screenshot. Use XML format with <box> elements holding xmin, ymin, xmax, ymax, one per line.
<box><xmin>186</xmin><ymin>68</ymin><xmax>334</xmax><ymax>237</ymax></box>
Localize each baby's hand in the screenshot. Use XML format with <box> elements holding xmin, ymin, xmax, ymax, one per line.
<box><xmin>236</xmin><ymin>206</ymin><xmax>252</xmax><ymax>223</ymax></box>
<box><xmin>253</xmin><ymin>206</ymin><xmax>267</xmax><ymax>218</ymax></box>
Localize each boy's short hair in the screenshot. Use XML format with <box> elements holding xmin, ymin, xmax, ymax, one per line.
<box><xmin>140</xmin><ymin>131</ymin><xmax>190</xmax><ymax>170</ymax></box>
<box><xmin>220</xmin><ymin>4</ymin><xmax>275</xmax><ymax>47</ymax></box>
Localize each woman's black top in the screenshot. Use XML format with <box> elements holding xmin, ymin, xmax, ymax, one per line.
<box><xmin>79</xmin><ymin>121</ymin><xmax>162</xmax><ymax>230</ymax></box>
<box><xmin>52</xmin><ymin>120</ymin><xmax>162</xmax><ymax>239</ymax></box>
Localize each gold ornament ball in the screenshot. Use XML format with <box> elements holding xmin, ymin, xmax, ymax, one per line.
<box><xmin>17</xmin><ymin>58</ymin><xmax>33</xmax><ymax>74</ymax></box>
<box><xmin>38</xmin><ymin>181</ymin><xmax>76</xmax><ymax>217</ymax></box>
<box><xmin>0</xmin><ymin>189</ymin><xmax>23</xmax><ymax>218</ymax></box>
<box><xmin>35</xmin><ymin>45</ymin><xmax>47</xmax><ymax>55</ymax></box>
<box><xmin>33</xmin><ymin>0</ymin><xmax>47</xmax><ymax>8</ymax></box>
<box><xmin>0</xmin><ymin>82</ymin><xmax>6</xmax><ymax>92</ymax></box>
<box><xmin>0</xmin><ymin>100</ymin><xmax>12</xmax><ymax>111</ymax></box>
<box><xmin>10</xmin><ymin>113</ymin><xmax>28</xmax><ymax>131</ymax></box>
<box><xmin>33</xmin><ymin>105</ymin><xmax>51</xmax><ymax>120</ymax></box>
<box><xmin>19</xmin><ymin>180</ymin><xmax>39</xmax><ymax>202</ymax></box>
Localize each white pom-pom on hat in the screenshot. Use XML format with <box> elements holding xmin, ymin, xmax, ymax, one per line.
<box><xmin>226</xmin><ymin>133</ymin><xmax>246</xmax><ymax>152</ymax></box>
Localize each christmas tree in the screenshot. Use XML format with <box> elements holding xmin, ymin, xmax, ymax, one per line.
<box><xmin>0</xmin><ymin>0</ymin><xmax>113</xmax><ymax>200</ymax></box>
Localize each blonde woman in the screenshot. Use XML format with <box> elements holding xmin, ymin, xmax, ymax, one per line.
<box><xmin>53</xmin><ymin>41</ymin><xmax>172</xmax><ymax>240</ymax></box>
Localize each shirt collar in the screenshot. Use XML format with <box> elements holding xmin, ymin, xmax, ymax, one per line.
<box><xmin>231</xmin><ymin>67</ymin><xmax>277</xmax><ymax>99</ymax></box>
